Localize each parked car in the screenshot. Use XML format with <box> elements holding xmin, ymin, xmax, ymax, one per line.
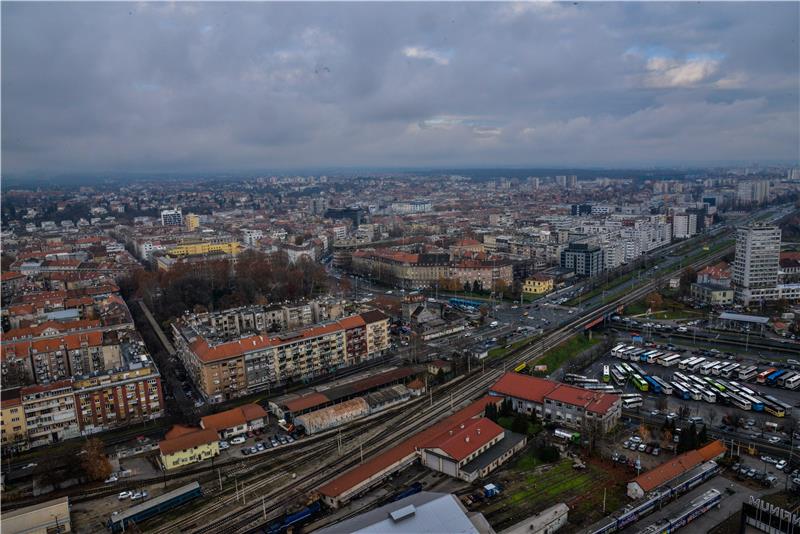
<box><xmin>231</xmin><ymin>436</ymin><xmax>246</xmax><ymax>445</ymax></box>
<box><xmin>652</xmin><ymin>448</ymin><xmax>660</xmax><ymax>456</ymax></box>
<box><xmin>219</xmin><ymin>441</ymin><xmax>230</xmax><ymax>450</ymax></box>
<box><xmin>638</xmin><ymin>443</ymin><xmax>647</xmax><ymax>452</ymax></box>
<box><xmin>623</xmin><ymin>441</ymin><xmax>631</xmax><ymax>449</ymax></box>
<box><xmin>105</xmin><ymin>474</ymin><xmax>119</xmax><ymax>484</ymax></box>
<box><xmin>118</xmin><ymin>491</ymin><xmax>132</xmax><ymax>500</ymax></box>
<box><xmin>768</xmin><ymin>436</ymin><xmax>782</xmax><ymax>444</ymax></box>
<box><xmin>130</xmin><ymin>491</ymin><xmax>148</xmax><ymax>501</ymax></box>
<box><xmin>256</xmin><ymin>443</ymin><xmax>265</xmax><ymax>452</ymax></box>
<box><xmin>777</xmin><ymin>460</ymin><xmax>788</xmax><ymax>471</ymax></box>
<box><xmin>241</xmin><ymin>447</ymin><xmax>250</xmax><ymax>455</ymax></box>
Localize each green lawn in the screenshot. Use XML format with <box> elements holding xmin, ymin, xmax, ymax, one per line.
<box><xmin>531</xmin><ymin>335</ymin><xmax>600</xmax><ymax>374</ymax></box>
<box><xmin>487</xmin><ymin>336</ymin><xmax>539</xmax><ymax>360</ymax></box>
<box><xmin>624</xmin><ymin>296</ymin><xmax>704</xmax><ymax>320</ymax></box>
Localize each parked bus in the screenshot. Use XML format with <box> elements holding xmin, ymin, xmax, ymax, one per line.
<box><xmin>674</xmin><ymin>371</ymin><xmax>690</xmax><ymax>383</ymax></box>
<box><xmin>622</xmin><ymin>396</ymin><xmax>643</xmax><ymax>409</ymax></box>
<box><xmin>632</xmin><ymin>374</ymin><xmax>649</xmax><ymax>392</ymax></box>
<box><xmin>611</xmin><ymin>344</ymin><xmax>628</xmax><ymax>358</ymax></box>
<box><xmin>679</xmin><ymin>357</ymin><xmax>696</xmax><ymax>370</ymax></box>
<box><xmin>650</xmin><ymin>375</ymin><xmax>673</xmax><ymax>395</ymax></box>
<box><xmin>757</xmin><ymin>368</ymin><xmax>777</xmax><ymax>384</ymax></box>
<box><xmin>711</xmin><ymin>362</ymin><xmax>726</xmax><ymax>376</ymax></box>
<box><xmin>700</xmin><ymin>361</ymin><xmax>719</xmax><ymax>375</ymax></box>
<box><xmin>644</xmin><ymin>376</ymin><xmax>662</xmax><ymax>394</ymax></box>
<box><xmin>763</xmin><ymin>394</ymin><xmax>792</xmax><ymax>416</ymax></box>
<box><xmin>602</xmin><ymin>365</ymin><xmax>611</xmax><ymax>383</ymax></box>
<box><xmin>611</xmin><ymin>369</ymin><xmax>627</xmax><ymax>386</ymax></box>
<box><xmin>629</xmin><ymin>349</ymin><xmax>647</xmax><ymax>362</ymax></box>
<box><xmin>738</xmin><ymin>365</ymin><xmax>759</xmax><ymax>381</ymax></box>
<box><xmin>630</xmin><ymin>363</ymin><xmax>645</xmax><ymax>376</ymax></box>
<box><xmin>672</xmin><ymin>381</ymin><xmax>691</xmax><ymax>400</ymax></box>
<box><xmin>622</xmin><ymin>363</ymin><xmax>635</xmax><ymax>375</ymax></box>
<box><xmin>659</xmin><ymin>354</ymin><xmax>681</xmax><ymax>367</ymax></box>
<box><xmin>721</xmin><ymin>363</ymin><xmax>740</xmax><ymax>378</ymax></box>
<box><xmin>785</xmin><ymin>374</ymin><xmax>800</xmax><ymax>391</ymax></box>
<box><xmin>687</xmin><ymin>358</ymin><xmax>706</xmax><ymax>372</ymax></box>
<box><xmin>700</xmin><ymin>389</ymin><xmax>717</xmax><ymax>403</ymax></box>
<box><xmin>766</xmin><ymin>370</ymin><xmax>786</xmax><ymax>386</ymax></box>
<box><xmin>728</xmin><ymin>392</ymin><xmax>752</xmax><ymax>411</ymax></box>
<box><xmin>763</xmin><ymin>401</ymin><xmax>786</xmax><ymax>418</ymax></box>
<box><xmin>716</xmin><ymin>390</ymin><xmax>732</xmax><ymax>406</ymax></box>
<box><xmin>777</xmin><ymin>372</ymin><xmax>795</xmax><ymax>388</ymax></box>
<box><xmin>740</xmin><ymin>393</ymin><xmax>764</xmax><ymax>411</ymax></box>
<box><xmin>646</xmin><ymin>351</ymin><xmax>662</xmax><ymax>365</ymax></box>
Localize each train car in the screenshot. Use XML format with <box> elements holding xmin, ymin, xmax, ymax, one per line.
<box><xmin>738</xmin><ymin>365</ymin><xmax>759</xmax><ymax>381</ymax></box>
<box><xmin>108</xmin><ymin>482</ymin><xmax>202</xmax><ymax>533</ymax></box>
<box><xmin>389</xmin><ymin>482</ymin><xmax>423</xmax><ymax>502</ymax></box>
<box><xmin>267</xmin><ymin>501</ymin><xmax>322</xmax><ymax>534</ymax></box>
<box><xmin>757</xmin><ymin>368</ymin><xmax>777</xmax><ymax>384</ymax></box>
<box><xmin>636</xmin><ymin>489</ymin><xmax>721</xmax><ymax>534</ymax></box>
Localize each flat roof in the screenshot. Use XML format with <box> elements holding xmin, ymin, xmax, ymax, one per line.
<box><xmin>316</xmin><ymin>492</ymin><xmax>481</xmax><ymax>534</ymax></box>
<box><xmin>460</xmin><ymin>431</ymin><xmax>526</xmax><ymax>474</ymax></box>
<box><xmin>718</xmin><ymin>312</ymin><xmax>769</xmax><ymax>324</ymax></box>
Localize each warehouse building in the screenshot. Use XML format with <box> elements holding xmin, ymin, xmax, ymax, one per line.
<box><xmin>627</xmin><ymin>440</ymin><xmax>725</xmax><ymax>499</ymax></box>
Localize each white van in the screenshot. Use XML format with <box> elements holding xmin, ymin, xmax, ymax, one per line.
<box><xmin>490</xmin><ymin>321</ymin><xmax>499</xmax><ymax>328</ymax></box>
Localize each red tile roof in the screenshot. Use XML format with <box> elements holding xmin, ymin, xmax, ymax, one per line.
<box><xmin>423</xmin><ymin>417</ymin><xmax>503</xmax><ymax>461</ymax></box>
<box><xmin>490</xmin><ymin>372</ymin><xmax>558</xmax><ymax>404</ymax></box>
<box><xmin>282</xmin><ymin>392</ymin><xmax>330</xmax><ymax>413</ymax></box>
<box><xmin>490</xmin><ymin>373</ymin><xmax>619</xmax><ymax>415</ymax></box>
<box><xmin>631</xmin><ymin>440</ymin><xmax>725</xmax><ymax>493</ymax></box>
<box><xmin>317</xmin><ymin>396</ymin><xmax>499</xmax><ymax>498</ymax></box>
<box><xmin>159</xmin><ymin>427</ymin><xmax>219</xmax><ymax>456</ymax></box>
<box><xmin>201</xmin><ymin>404</ymin><xmax>268</xmax><ymax>432</ymax></box>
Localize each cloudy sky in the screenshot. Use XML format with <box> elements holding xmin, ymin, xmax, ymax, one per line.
<box><xmin>2</xmin><ymin>2</ymin><xmax>798</xmax><ymax>176</ymax></box>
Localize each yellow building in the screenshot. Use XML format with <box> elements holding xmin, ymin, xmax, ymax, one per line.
<box><xmin>158</xmin><ymin>425</ymin><xmax>220</xmax><ymax>470</ymax></box>
<box><xmin>167</xmin><ymin>240</ymin><xmax>240</xmax><ymax>257</ymax></box>
<box><xmin>523</xmin><ymin>274</ymin><xmax>554</xmax><ymax>295</ymax></box>
<box><xmin>185</xmin><ymin>213</ymin><xmax>201</xmax><ymax>231</ymax></box>
<box><xmin>1</xmin><ymin>388</ymin><xmax>28</xmax><ymax>452</ymax></box>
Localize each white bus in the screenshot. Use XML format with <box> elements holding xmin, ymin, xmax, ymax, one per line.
<box><xmin>700</xmin><ymin>389</ymin><xmax>717</xmax><ymax>403</ymax></box>
<box><xmin>621</xmin><ymin>395</ymin><xmax>643</xmax><ymax>409</ymax></box>
<box><xmin>611</xmin><ymin>344</ymin><xmax>628</xmax><ymax>358</ymax></box>
<box><xmin>646</xmin><ymin>351</ymin><xmax>662</xmax><ymax>365</ymax></box>
<box><xmin>679</xmin><ymin>357</ymin><xmax>697</xmax><ymax>370</ymax></box>
<box><xmin>660</xmin><ymin>354</ymin><xmax>681</xmax><ymax>367</ymax></box>
<box><xmin>721</xmin><ymin>363</ymin><xmax>740</xmax><ymax>378</ymax></box>
<box><xmin>785</xmin><ymin>374</ymin><xmax>800</xmax><ymax>391</ymax></box>
<box><xmin>738</xmin><ymin>365</ymin><xmax>758</xmax><ymax>381</ymax></box>
<box><xmin>711</xmin><ymin>362</ymin><xmax>726</xmax><ymax>376</ymax></box>
<box><xmin>687</xmin><ymin>358</ymin><xmax>706</xmax><ymax>372</ymax></box>
<box><xmin>700</xmin><ymin>361</ymin><xmax>718</xmax><ymax>375</ymax></box>
<box><xmin>777</xmin><ymin>372</ymin><xmax>796</xmax><ymax>388</ymax></box>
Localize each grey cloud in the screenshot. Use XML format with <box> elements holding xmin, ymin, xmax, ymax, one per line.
<box><xmin>2</xmin><ymin>1</ymin><xmax>798</xmax><ymax>176</ymax></box>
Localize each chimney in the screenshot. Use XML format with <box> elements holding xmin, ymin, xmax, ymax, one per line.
<box><xmin>460</xmin><ymin>424</ymin><xmax>465</xmax><ymax>429</ymax></box>
<box><xmin>477</xmin><ymin>428</ymin><xmax>481</xmax><ymax>435</ymax></box>
<box><xmin>465</xmin><ymin>436</ymin><xmax>470</xmax><ymax>443</ymax></box>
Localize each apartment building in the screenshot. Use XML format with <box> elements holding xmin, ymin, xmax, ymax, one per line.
<box><xmin>173</xmin><ymin>310</ymin><xmax>390</xmax><ymax>403</ymax></box>
<box><xmin>1</xmin><ymin>388</ymin><xmax>28</xmax><ymax>452</ymax></box>
<box><xmin>560</xmin><ymin>243</ymin><xmax>604</xmax><ymax>277</ymax></box>
<box><xmin>72</xmin><ymin>365</ymin><xmax>164</xmax><ymax>435</ymax></box>
<box><xmin>21</xmin><ymin>381</ymin><xmax>80</xmax><ymax>448</ymax></box>
<box><xmin>733</xmin><ymin>224</ymin><xmax>781</xmax><ymax>304</ymax></box>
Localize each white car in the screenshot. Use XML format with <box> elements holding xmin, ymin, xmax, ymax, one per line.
<box><xmin>230</xmin><ymin>436</ymin><xmax>246</xmax><ymax>445</ymax></box>
<box><xmin>219</xmin><ymin>441</ymin><xmax>230</xmax><ymax>449</ymax></box>
<box><xmin>677</xmin><ymin>327</ymin><xmax>688</xmax><ymax>333</ymax></box>
<box><xmin>118</xmin><ymin>491</ymin><xmax>132</xmax><ymax>500</ymax></box>
<box><xmin>105</xmin><ymin>474</ymin><xmax>119</xmax><ymax>484</ymax></box>
<box><xmin>130</xmin><ymin>490</ymin><xmax>148</xmax><ymax>501</ymax></box>
<box><xmin>776</xmin><ymin>460</ymin><xmax>788</xmax><ymax>471</ymax></box>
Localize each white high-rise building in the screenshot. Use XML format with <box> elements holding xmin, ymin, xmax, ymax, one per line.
<box><xmin>733</xmin><ymin>224</ymin><xmax>781</xmax><ymax>304</ymax></box>
<box><xmin>160</xmin><ymin>208</ymin><xmax>183</xmax><ymax>227</ymax></box>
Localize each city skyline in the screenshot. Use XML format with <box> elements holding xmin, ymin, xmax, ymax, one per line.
<box><xmin>2</xmin><ymin>2</ymin><xmax>799</xmax><ymax>178</ymax></box>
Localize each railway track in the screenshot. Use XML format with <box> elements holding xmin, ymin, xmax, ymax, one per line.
<box><xmin>125</xmin><ymin>230</ymin><xmax>744</xmax><ymax>533</ymax></box>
